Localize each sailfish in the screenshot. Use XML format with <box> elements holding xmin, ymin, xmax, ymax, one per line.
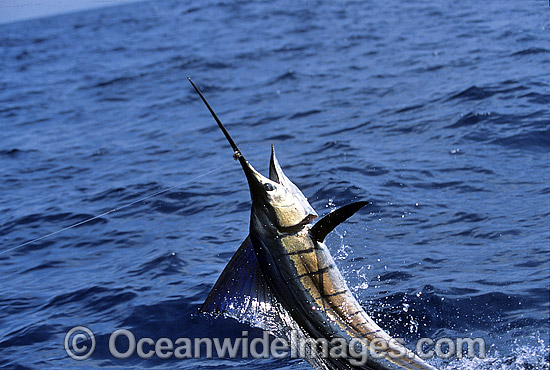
<box><xmin>188</xmin><ymin>78</ymin><xmax>438</xmax><ymax>370</ymax></box>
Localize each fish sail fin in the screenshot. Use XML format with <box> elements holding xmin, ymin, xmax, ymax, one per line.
<box><xmin>269</xmin><ymin>145</ymin><xmax>318</xmax><ymax>218</ymax></box>
<box><xmin>200</xmin><ymin>237</ymin><xmax>339</xmax><ymax>370</ymax></box>
<box><xmin>200</xmin><ymin>236</ymin><xmax>283</xmax><ymax>331</ymax></box>
<box><xmin>310</xmin><ymin>201</ymin><xmax>369</xmax><ymax>243</ymax></box>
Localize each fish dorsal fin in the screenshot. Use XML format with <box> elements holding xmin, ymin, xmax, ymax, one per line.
<box><xmin>201</xmin><ymin>237</ymin><xmax>339</xmax><ymax>370</ymax></box>
<box><xmin>269</xmin><ymin>145</ymin><xmax>318</xmax><ymax>218</ymax></box>
<box><xmin>201</xmin><ymin>236</ymin><xmax>285</xmax><ymax>331</ymax></box>
<box><xmin>310</xmin><ymin>201</ymin><xmax>369</xmax><ymax>243</ymax></box>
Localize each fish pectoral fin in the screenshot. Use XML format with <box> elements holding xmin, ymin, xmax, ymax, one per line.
<box><xmin>200</xmin><ymin>236</ymin><xmax>282</xmax><ymax>331</ymax></box>
<box><xmin>310</xmin><ymin>201</ymin><xmax>369</xmax><ymax>243</ymax></box>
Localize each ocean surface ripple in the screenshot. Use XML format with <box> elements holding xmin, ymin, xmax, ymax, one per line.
<box><xmin>0</xmin><ymin>1</ymin><xmax>548</xmax><ymax>369</ymax></box>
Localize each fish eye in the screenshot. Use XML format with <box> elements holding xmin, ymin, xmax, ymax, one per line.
<box><xmin>264</xmin><ymin>183</ymin><xmax>275</xmax><ymax>191</ymax></box>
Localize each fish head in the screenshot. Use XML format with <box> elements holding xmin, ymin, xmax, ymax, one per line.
<box><xmin>186</xmin><ymin>78</ymin><xmax>317</xmax><ymax>232</ymax></box>
<box><xmin>239</xmin><ymin>146</ymin><xmax>317</xmax><ymax>232</ymax></box>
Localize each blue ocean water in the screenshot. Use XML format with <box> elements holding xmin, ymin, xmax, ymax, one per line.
<box><xmin>0</xmin><ymin>0</ymin><xmax>549</xmax><ymax>369</ymax></box>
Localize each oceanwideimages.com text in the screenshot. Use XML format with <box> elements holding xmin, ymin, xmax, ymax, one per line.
<box><xmin>65</xmin><ymin>326</ymin><xmax>486</xmax><ymax>364</ymax></box>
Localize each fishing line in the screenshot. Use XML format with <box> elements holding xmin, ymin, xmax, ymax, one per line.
<box><xmin>1</xmin><ymin>162</ymin><xmax>234</xmax><ymax>256</ymax></box>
